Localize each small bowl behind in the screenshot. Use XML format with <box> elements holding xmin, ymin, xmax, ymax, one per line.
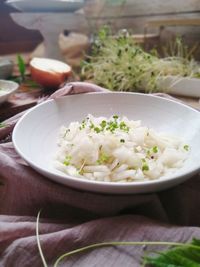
<box><xmin>0</xmin><ymin>80</ymin><xmax>19</xmax><ymax>104</ymax></box>
<box><xmin>158</xmin><ymin>76</ymin><xmax>200</xmax><ymax>98</ymax></box>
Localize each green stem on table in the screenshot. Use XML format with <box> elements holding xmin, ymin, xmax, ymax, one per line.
<box><xmin>37</xmin><ymin>211</ymin><xmax>200</xmax><ymax>267</ymax></box>
<box><xmin>36</xmin><ymin>210</ymin><xmax>48</xmax><ymax>267</ymax></box>
<box><xmin>53</xmin><ymin>241</ymin><xmax>200</xmax><ymax>267</ymax></box>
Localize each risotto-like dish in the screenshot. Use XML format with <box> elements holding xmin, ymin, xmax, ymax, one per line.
<box><xmin>54</xmin><ymin>115</ymin><xmax>189</xmax><ymax>182</ymax></box>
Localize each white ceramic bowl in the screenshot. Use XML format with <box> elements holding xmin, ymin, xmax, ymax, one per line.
<box><xmin>13</xmin><ymin>92</ymin><xmax>200</xmax><ymax>194</ymax></box>
<box><xmin>158</xmin><ymin>76</ymin><xmax>200</xmax><ymax>98</ymax></box>
<box><xmin>0</xmin><ymin>80</ymin><xmax>19</xmax><ymax>104</ymax></box>
<box><xmin>6</xmin><ymin>0</ymin><xmax>85</xmax><ymax>12</ymax></box>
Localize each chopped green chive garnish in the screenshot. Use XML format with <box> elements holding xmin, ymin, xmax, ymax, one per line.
<box><xmin>120</xmin><ymin>139</ymin><xmax>125</xmax><ymax>143</ymax></box>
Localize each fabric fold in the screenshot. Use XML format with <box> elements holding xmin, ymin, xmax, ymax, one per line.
<box><xmin>0</xmin><ymin>82</ymin><xmax>200</xmax><ymax>267</ymax></box>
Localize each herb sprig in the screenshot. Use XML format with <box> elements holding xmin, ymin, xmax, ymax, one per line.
<box><xmin>17</xmin><ymin>54</ymin><xmax>26</xmax><ymax>81</ymax></box>
<box><xmin>36</xmin><ymin>211</ymin><xmax>200</xmax><ymax>267</ymax></box>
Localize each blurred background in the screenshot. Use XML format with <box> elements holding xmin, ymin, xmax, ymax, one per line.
<box><xmin>0</xmin><ymin>0</ymin><xmax>200</xmax><ymax>117</ymax></box>
<box><xmin>0</xmin><ymin>0</ymin><xmax>199</xmax><ymax>63</ymax></box>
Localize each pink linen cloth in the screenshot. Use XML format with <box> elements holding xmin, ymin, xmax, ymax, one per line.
<box><xmin>0</xmin><ymin>82</ymin><xmax>200</xmax><ymax>267</ymax></box>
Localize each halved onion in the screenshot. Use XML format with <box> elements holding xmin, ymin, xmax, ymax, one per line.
<box><xmin>30</xmin><ymin>57</ymin><xmax>71</xmax><ymax>89</ymax></box>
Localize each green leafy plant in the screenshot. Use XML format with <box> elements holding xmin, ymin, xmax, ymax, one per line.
<box><xmin>17</xmin><ymin>54</ymin><xmax>26</xmax><ymax>82</ymax></box>
<box><xmin>81</xmin><ymin>28</ymin><xmax>200</xmax><ymax>92</ymax></box>
<box><xmin>8</xmin><ymin>54</ymin><xmax>41</xmax><ymax>89</ymax></box>
<box><xmin>36</xmin><ymin>211</ymin><xmax>200</xmax><ymax>267</ymax></box>
<box><xmin>144</xmin><ymin>239</ymin><xmax>200</xmax><ymax>266</ymax></box>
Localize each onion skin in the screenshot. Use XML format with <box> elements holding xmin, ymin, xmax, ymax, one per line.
<box><xmin>30</xmin><ymin>65</ymin><xmax>72</xmax><ymax>89</ymax></box>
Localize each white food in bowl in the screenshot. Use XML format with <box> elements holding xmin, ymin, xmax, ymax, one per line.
<box><xmin>54</xmin><ymin>114</ymin><xmax>189</xmax><ymax>182</ymax></box>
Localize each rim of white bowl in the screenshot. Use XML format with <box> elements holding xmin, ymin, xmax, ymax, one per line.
<box><xmin>0</xmin><ymin>80</ymin><xmax>19</xmax><ymax>96</ymax></box>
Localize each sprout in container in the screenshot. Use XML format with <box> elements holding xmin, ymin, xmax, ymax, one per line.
<box><xmin>30</xmin><ymin>57</ymin><xmax>72</xmax><ymax>89</ymax></box>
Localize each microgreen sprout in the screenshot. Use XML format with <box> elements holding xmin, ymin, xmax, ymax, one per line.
<box><xmin>63</xmin><ymin>156</ymin><xmax>72</xmax><ymax>166</ymax></box>
<box><xmin>142</xmin><ymin>164</ymin><xmax>149</xmax><ymax>172</ymax></box>
<box><xmin>79</xmin><ymin>116</ymin><xmax>130</xmax><ymax>134</ymax></box>
<box><xmin>106</xmin><ymin>120</ymin><xmax>118</xmax><ymax>133</ymax></box>
<box><xmin>81</xmin><ymin>28</ymin><xmax>200</xmax><ymax>93</ymax></box>
<box><xmin>89</xmin><ymin>121</ymin><xmax>95</xmax><ymax>130</ymax></box>
<box><xmin>100</xmin><ymin>120</ymin><xmax>107</xmax><ymax>129</ymax></box>
<box><xmin>183</xmin><ymin>144</ymin><xmax>189</xmax><ymax>151</ymax></box>
<box><xmin>64</xmin><ymin>129</ymin><xmax>70</xmax><ymax>135</ymax></box>
<box><xmin>94</xmin><ymin>127</ymin><xmax>101</xmax><ymax>133</ymax></box>
<box><xmin>113</xmin><ymin>115</ymin><xmax>119</xmax><ymax>120</ymax></box>
<box><xmin>81</xmin><ymin>120</ymin><xmax>86</xmax><ymax>128</ymax></box>
<box><xmin>152</xmin><ymin>146</ymin><xmax>158</xmax><ymax>153</ymax></box>
<box><xmin>97</xmin><ymin>153</ymin><xmax>110</xmax><ymax>164</ymax></box>
<box><xmin>119</xmin><ymin>121</ymin><xmax>129</xmax><ymax>132</ymax></box>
